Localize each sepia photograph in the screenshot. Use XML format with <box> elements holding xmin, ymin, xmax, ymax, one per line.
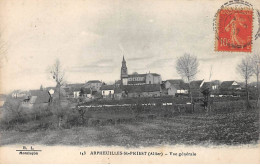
<box><xmin>0</xmin><ymin>0</ymin><xmax>260</xmax><ymax>164</ymax></box>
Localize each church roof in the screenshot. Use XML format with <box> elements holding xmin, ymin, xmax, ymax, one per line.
<box><xmin>128</xmin><ymin>73</ymin><xmax>147</xmax><ymax>77</ymax></box>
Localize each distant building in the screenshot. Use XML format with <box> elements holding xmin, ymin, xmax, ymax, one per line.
<box><xmin>114</xmin><ymin>80</ymin><xmax>122</xmax><ymax>87</ymax></box>
<box><xmin>80</xmin><ymin>88</ymin><xmax>92</xmax><ymax>98</ymax></box>
<box><xmin>101</xmin><ymin>85</ymin><xmax>115</xmax><ymax>98</ymax></box>
<box><xmin>190</xmin><ymin>80</ymin><xmax>205</xmax><ymax>97</ymax></box>
<box><xmin>120</xmin><ymin>56</ymin><xmax>162</xmax><ymax>85</ymax></box>
<box><xmin>22</xmin><ymin>90</ymin><xmax>51</xmax><ymax>108</ymax></box>
<box><xmin>123</xmin><ymin>84</ymin><xmax>161</xmax><ymax>98</ymax></box>
<box><xmin>114</xmin><ymin>87</ymin><xmax>123</xmax><ymax>100</ymax></box>
<box><xmin>164</xmin><ymin>79</ymin><xmax>189</xmax><ymax>96</ymax></box>
<box><xmin>73</xmin><ymin>87</ymin><xmax>81</xmax><ymax>98</ymax></box>
<box><xmin>220</xmin><ymin>81</ymin><xmax>241</xmax><ymax>91</ymax></box>
<box><xmin>200</xmin><ymin>80</ymin><xmax>221</xmax><ymax>96</ymax></box>
<box><xmin>219</xmin><ymin>81</ymin><xmax>242</xmax><ymax>96</ymax></box>
<box><xmin>63</xmin><ymin>83</ymin><xmax>85</xmax><ymax>98</ymax></box>
<box><xmin>85</xmin><ymin>80</ymin><xmax>102</xmax><ymax>91</ymax></box>
<box><xmin>11</xmin><ymin>90</ymin><xmax>27</xmax><ymax>99</ymax></box>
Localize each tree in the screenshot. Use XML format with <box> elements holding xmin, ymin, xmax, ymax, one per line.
<box><xmin>79</xmin><ymin>87</ymin><xmax>85</xmax><ymax>97</ymax></box>
<box><xmin>250</xmin><ymin>53</ymin><xmax>260</xmax><ymax>107</ymax></box>
<box><xmin>48</xmin><ymin>59</ymin><xmax>66</xmax><ymax>128</ymax></box>
<box><xmin>176</xmin><ymin>53</ymin><xmax>199</xmax><ymax>104</ymax></box>
<box><xmin>237</xmin><ymin>56</ymin><xmax>254</xmax><ymax>108</ymax></box>
<box><xmin>49</xmin><ymin>59</ymin><xmax>65</xmax><ymax>103</ymax></box>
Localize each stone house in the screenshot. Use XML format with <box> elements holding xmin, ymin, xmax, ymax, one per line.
<box><xmin>164</xmin><ymin>79</ymin><xmax>189</xmax><ymax>96</ymax></box>
<box><xmin>85</xmin><ymin>80</ymin><xmax>103</xmax><ymax>91</ymax></box>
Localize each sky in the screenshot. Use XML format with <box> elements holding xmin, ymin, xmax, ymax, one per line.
<box><xmin>0</xmin><ymin>0</ymin><xmax>260</xmax><ymax>93</ymax></box>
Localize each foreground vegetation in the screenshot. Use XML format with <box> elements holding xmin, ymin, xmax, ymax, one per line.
<box><xmin>0</xmin><ymin>99</ymin><xmax>259</xmax><ymax>146</ymax></box>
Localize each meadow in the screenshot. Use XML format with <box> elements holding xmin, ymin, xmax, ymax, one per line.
<box><xmin>0</xmin><ymin>107</ymin><xmax>259</xmax><ymax>147</ymax></box>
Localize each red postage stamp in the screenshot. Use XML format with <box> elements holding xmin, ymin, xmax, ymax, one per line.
<box><xmin>215</xmin><ymin>8</ymin><xmax>253</xmax><ymax>52</ymax></box>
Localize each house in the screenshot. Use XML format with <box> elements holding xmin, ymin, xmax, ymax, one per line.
<box><xmin>114</xmin><ymin>87</ymin><xmax>123</xmax><ymax>100</ymax></box>
<box><xmin>114</xmin><ymin>80</ymin><xmax>121</xmax><ymax>87</ymax></box>
<box><xmin>190</xmin><ymin>80</ymin><xmax>205</xmax><ymax>97</ymax></box>
<box><xmin>63</xmin><ymin>83</ymin><xmax>85</xmax><ymax>98</ymax></box>
<box><xmin>164</xmin><ymin>79</ymin><xmax>189</xmax><ymax>96</ymax></box>
<box><xmin>22</xmin><ymin>90</ymin><xmax>51</xmax><ymax>108</ymax></box>
<box><xmin>200</xmin><ymin>80</ymin><xmax>221</xmax><ymax>96</ymax></box>
<box><xmin>211</xmin><ymin>80</ymin><xmax>221</xmax><ymax>90</ymax></box>
<box><xmin>123</xmin><ymin>84</ymin><xmax>161</xmax><ymax>98</ymax></box>
<box><xmin>220</xmin><ymin>81</ymin><xmax>241</xmax><ymax>91</ymax></box>
<box><xmin>73</xmin><ymin>87</ymin><xmax>81</xmax><ymax>98</ymax></box>
<box><xmin>11</xmin><ymin>90</ymin><xmax>28</xmax><ymax>99</ymax></box>
<box><xmin>219</xmin><ymin>81</ymin><xmax>242</xmax><ymax>96</ymax></box>
<box><xmin>63</xmin><ymin>87</ymin><xmax>73</xmax><ymax>98</ymax></box>
<box><xmin>101</xmin><ymin>85</ymin><xmax>115</xmax><ymax>98</ymax></box>
<box><xmin>85</xmin><ymin>80</ymin><xmax>103</xmax><ymax>91</ymax></box>
<box><xmin>78</xmin><ymin>88</ymin><xmax>92</xmax><ymax>98</ymax></box>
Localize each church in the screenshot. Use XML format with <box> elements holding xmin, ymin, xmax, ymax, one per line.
<box><xmin>120</xmin><ymin>56</ymin><xmax>162</xmax><ymax>86</ymax></box>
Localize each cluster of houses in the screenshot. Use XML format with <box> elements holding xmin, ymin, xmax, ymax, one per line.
<box><xmin>11</xmin><ymin>57</ymin><xmax>247</xmax><ymax>107</ymax></box>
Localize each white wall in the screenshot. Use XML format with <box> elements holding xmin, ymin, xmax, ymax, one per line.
<box><xmin>102</xmin><ymin>90</ymin><xmax>114</xmax><ymax>96</ymax></box>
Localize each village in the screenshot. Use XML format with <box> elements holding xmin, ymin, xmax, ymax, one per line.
<box><xmin>8</xmin><ymin>56</ymin><xmax>258</xmax><ymax>109</ymax></box>
<box><xmin>1</xmin><ymin>54</ymin><xmax>258</xmax><ymax>147</ymax></box>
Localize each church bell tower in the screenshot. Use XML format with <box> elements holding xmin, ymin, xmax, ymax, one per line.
<box><xmin>121</xmin><ymin>56</ymin><xmax>128</xmax><ymax>85</ymax></box>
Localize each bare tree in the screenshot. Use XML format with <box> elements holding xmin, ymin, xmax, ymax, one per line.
<box><xmin>49</xmin><ymin>59</ymin><xmax>65</xmax><ymax>103</ymax></box>
<box><xmin>48</xmin><ymin>59</ymin><xmax>66</xmax><ymax>128</ymax></box>
<box><xmin>176</xmin><ymin>53</ymin><xmax>199</xmax><ymax>103</ymax></box>
<box><xmin>237</xmin><ymin>56</ymin><xmax>254</xmax><ymax>108</ymax></box>
<box><xmin>250</xmin><ymin>53</ymin><xmax>260</xmax><ymax>107</ymax></box>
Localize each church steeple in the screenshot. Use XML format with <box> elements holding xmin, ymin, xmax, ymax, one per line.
<box><xmin>121</xmin><ymin>56</ymin><xmax>128</xmax><ymax>85</ymax></box>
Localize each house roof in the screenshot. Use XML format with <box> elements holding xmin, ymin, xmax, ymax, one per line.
<box><xmin>166</xmin><ymin>79</ymin><xmax>184</xmax><ymax>85</ymax></box>
<box><xmin>190</xmin><ymin>80</ymin><xmax>204</xmax><ymax>89</ymax></box>
<box><xmin>123</xmin><ymin>84</ymin><xmax>161</xmax><ymax>93</ymax></box>
<box><xmin>220</xmin><ymin>81</ymin><xmax>238</xmax><ymax>89</ymax></box>
<box><xmin>87</xmin><ymin>80</ymin><xmax>102</xmax><ymax>83</ymax></box>
<box><xmin>29</xmin><ymin>90</ymin><xmax>50</xmax><ymax>104</ymax></box>
<box><xmin>149</xmin><ymin>73</ymin><xmax>160</xmax><ymax>76</ymax></box>
<box><xmin>101</xmin><ymin>85</ymin><xmax>114</xmax><ymax>90</ymax></box>
<box><xmin>182</xmin><ymin>83</ymin><xmax>189</xmax><ymax>89</ymax></box>
<box><xmin>73</xmin><ymin>87</ymin><xmax>81</xmax><ymax>92</ymax></box>
<box><xmin>128</xmin><ymin>72</ymin><xmax>161</xmax><ymax>77</ymax></box>
<box><xmin>201</xmin><ymin>82</ymin><xmax>211</xmax><ymax>90</ymax></box>
<box><xmin>166</xmin><ymin>79</ymin><xmax>188</xmax><ymax>90</ymax></box>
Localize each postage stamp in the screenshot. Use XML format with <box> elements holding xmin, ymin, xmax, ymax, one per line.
<box><xmin>215</xmin><ymin>7</ymin><xmax>253</xmax><ymax>52</ymax></box>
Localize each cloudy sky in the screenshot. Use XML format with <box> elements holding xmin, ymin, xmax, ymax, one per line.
<box><xmin>0</xmin><ymin>0</ymin><xmax>260</xmax><ymax>93</ymax></box>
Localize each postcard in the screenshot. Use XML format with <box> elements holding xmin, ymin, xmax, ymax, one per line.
<box><xmin>0</xmin><ymin>0</ymin><xmax>260</xmax><ymax>164</ymax></box>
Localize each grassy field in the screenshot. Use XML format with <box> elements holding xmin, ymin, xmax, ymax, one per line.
<box><xmin>0</xmin><ymin>109</ymin><xmax>259</xmax><ymax>147</ymax></box>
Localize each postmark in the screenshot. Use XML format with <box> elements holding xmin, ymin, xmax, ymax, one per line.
<box><xmin>215</xmin><ymin>7</ymin><xmax>253</xmax><ymax>52</ymax></box>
